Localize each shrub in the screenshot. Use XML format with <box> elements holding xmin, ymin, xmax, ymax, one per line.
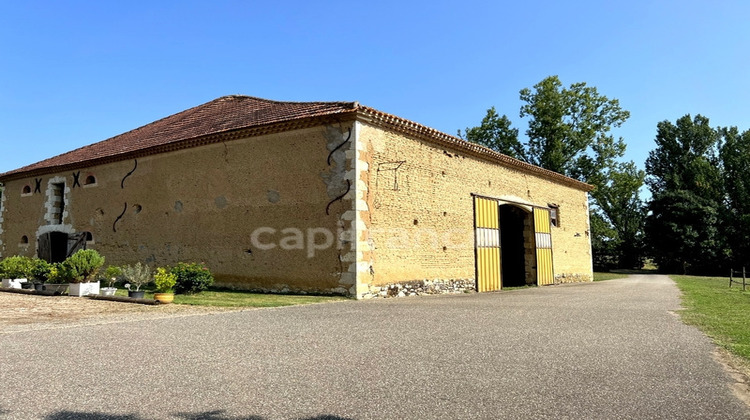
<box><xmin>171</xmin><ymin>262</ymin><xmax>213</xmax><ymax>294</ymax></box>
<box><xmin>121</xmin><ymin>263</ymin><xmax>152</xmax><ymax>291</ymax></box>
<box><xmin>154</xmin><ymin>267</ymin><xmax>177</xmax><ymax>293</ymax></box>
<box><xmin>99</xmin><ymin>265</ymin><xmax>123</xmax><ymax>288</ymax></box>
<box><xmin>30</xmin><ymin>259</ymin><xmax>53</xmax><ymax>283</ymax></box>
<box><xmin>0</xmin><ymin>256</ymin><xmax>33</xmax><ymax>279</ymax></box>
<box><xmin>65</xmin><ymin>249</ymin><xmax>105</xmax><ymax>283</ymax></box>
<box><xmin>47</xmin><ymin>262</ymin><xmax>76</xmax><ymax>284</ymax></box>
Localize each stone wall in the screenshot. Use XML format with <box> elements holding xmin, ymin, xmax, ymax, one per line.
<box><xmin>0</xmin><ymin>124</ymin><xmax>358</xmax><ymax>295</ymax></box>
<box><xmin>358</xmin><ymin>122</ymin><xmax>593</xmax><ymax>294</ymax></box>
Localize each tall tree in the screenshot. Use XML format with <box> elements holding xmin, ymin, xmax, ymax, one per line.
<box><xmin>589</xmin><ymin>161</ymin><xmax>646</xmax><ymax>269</ymax></box>
<box><xmin>590</xmin><ymin>210</ymin><xmax>619</xmax><ymax>270</ymax></box>
<box><xmin>519</xmin><ymin>75</ymin><xmax>630</xmax><ymax>181</ymax></box>
<box><xmin>458</xmin><ymin>107</ymin><xmax>524</xmax><ymax>159</ymax></box>
<box><xmin>644</xmin><ymin>190</ymin><xmax>721</xmax><ymax>274</ymax></box>
<box><xmin>645</xmin><ymin>115</ymin><xmax>723</xmax><ymax>203</ymax></box>
<box><xmin>645</xmin><ymin>115</ymin><xmax>725</xmax><ymax>274</ymax></box>
<box><xmin>720</xmin><ymin>127</ymin><xmax>750</xmax><ymax>269</ymax></box>
<box><xmin>461</xmin><ymin>75</ymin><xmax>631</xmax><ymax>182</ymax></box>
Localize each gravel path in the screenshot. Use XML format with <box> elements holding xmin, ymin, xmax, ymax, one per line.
<box><xmin>0</xmin><ymin>291</ymin><xmax>237</xmax><ymax>334</ymax></box>
<box><xmin>0</xmin><ymin>275</ymin><xmax>748</xmax><ymax>419</ymax></box>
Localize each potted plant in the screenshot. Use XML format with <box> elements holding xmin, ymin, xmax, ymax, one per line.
<box><xmin>121</xmin><ymin>263</ymin><xmax>152</xmax><ymax>299</ymax></box>
<box><xmin>30</xmin><ymin>258</ymin><xmax>52</xmax><ymax>291</ymax></box>
<box><xmin>99</xmin><ymin>265</ymin><xmax>122</xmax><ymax>296</ymax></box>
<box><xmin>44</xmin><ymin>262</ymin><xmax>72</xmax><ymax>294</ymax></box>
<box><xmin>153</xmin><ymin>267</ymin><xmax>177</xmax><ymax>304</ymax></box>
<box><xmin>65</xmin><ymin>249</ymin><xmax>105</xmax><ymax>297</ymax></box>
<box><xmin>0</xmin><ymin>256</ymin><xmax>33</xmax><ymax>289</ymax></box>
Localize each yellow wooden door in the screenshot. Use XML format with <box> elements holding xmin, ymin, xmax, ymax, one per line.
<box><xmin>474</xmin><ymin>197</ymin><xmax>501</xmax><ymax>292</ymax></box>
<box><xmin>534</xmin><ymin>207</ymin><xmax>554</xmax><ymax>285</ymax></box>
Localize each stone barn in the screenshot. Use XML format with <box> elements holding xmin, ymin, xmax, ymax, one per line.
<box><xmin>0</xmin><ymin>95</ymin><xmax>594</xmax><ymax>298</ymax></box>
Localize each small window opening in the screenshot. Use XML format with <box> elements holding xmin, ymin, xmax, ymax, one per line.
<box><xmin>22</xmin><ymin>185</ymin><xmax>31</xmax><ymax>195</ymax></box>
<box><xmin>84</xmin><ymin>175</ymin><xmax>96</xmax><ymax>185</ymax></box>
<box><xmin>85</xmin><ymin>232</ymin><xmax>94</xmax><ymax>243</ymax></box>
<box><xmin>549</xmin><ymin>204</ymin><xmax>560</xmax><ymax>227</ymax></box>
<box><xmin>20</xmin><ymin>235</ymin><xmax>29</xmax><ymax>244</ymax></box>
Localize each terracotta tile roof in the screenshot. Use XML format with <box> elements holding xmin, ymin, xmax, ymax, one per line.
<box><xmin>0</xmin><ymin>95</ymin><xmax>359</xmax><ymax>179</ymax></box>
<box><xmin>0</xmin><ymin>95</ymin><xmax>592</xmax><ymax>191</ymax></box>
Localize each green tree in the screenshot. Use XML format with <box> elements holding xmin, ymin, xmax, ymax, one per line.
<box><xmin>458</xmin><ymin>107</ymin><xmax>524</xmax><ymax>159</ymax></box>
<box><xmin>589</xmin><ymin>162</ymin><xmax>646</xmax><ymax>269</ymax></box>
<box><xmin>645</xmin><ymin>190</ymin><xmax>721</xmax><ymax>274</ymax></box>
<box><xmin>645</xmin><ymin>115</ymin><xmax>725</xmax><ymax>274</ymax></box>
<box><xmin>519</xmin><ymin>75</ymin><xmax>630</xmax><ymax>181</ymax></box>
<box><xmin>590</xmin><ymin>211</ymin><xmax>618</xmax><ymax>270</ymax></box>
<box><xmin>462</xmin><ymin>76</ymin><xmax>631</xmax><ymax>181</ymax></box>
<box><xmin>645</xmin><ymin>115</ymin><xmax>723</xmax><ymax>203</ymax></box>
<box><xmin>720</xmin><ymin>127</ymin><xmax>750</xmax><ymax>269</ymax></box>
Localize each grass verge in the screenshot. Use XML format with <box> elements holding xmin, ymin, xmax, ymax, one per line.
<box><xmin>593</xmin><ymin>272</ymin><xmax>627</xmax><ymax>282</ymax></box>
<box><xmin>113</xmin><ymin>288</ymin><xmax>346</xmax><ymax>308</ymax></box>
<box><xmin>173</xmin><ymin>290</ymin><xmax>346</xmax><ymax>307</ymax></box>
<box><xmin>671</xmin><ymin>275</ymin><xmax>750</xmax><ymax>362</ymax></box>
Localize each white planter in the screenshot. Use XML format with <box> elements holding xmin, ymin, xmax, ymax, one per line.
<box><xmin>68</xmin><ymin>281</ymin><xmax>100</xmax><ymax>297</ymax></box>
<box><xmin>2</xmin><ymin>278</ymin><xmax>28</xmax><ymax>289</ymax></box>
<box><xmin>101</xmin><ymin>287</ymin><xmax>117</xmax><ymax>296</ymax></box>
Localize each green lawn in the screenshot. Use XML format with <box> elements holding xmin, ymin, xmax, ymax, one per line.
<box><xmin>593</xmin><ymin>272</ymin><xmax>627</xmax><ymax>282</ymax></box>
<box><xmin>671</xmin><ymin>275</ymin><xmax>750</xmax><ymax>362</ymax></box>
<box><xmin>111</xmin><ymin>287</ymin><xmax>346</xmax><ymax>308</ymax></box>
<box><xmin>173</xmin><ymin>290</ymin><xmax>346</xmax><ymax>307</ymax></box>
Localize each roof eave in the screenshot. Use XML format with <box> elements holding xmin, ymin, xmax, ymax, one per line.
<box><xmin>0</xmin><ymin>111</ymin><xmax>360</xmax><ymax>183</ymax></box>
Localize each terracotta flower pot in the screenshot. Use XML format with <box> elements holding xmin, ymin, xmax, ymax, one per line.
<box><xmin>153</xmin><ymin>292</ymin><xmax>174</xmax><ymax>304</ymax></box>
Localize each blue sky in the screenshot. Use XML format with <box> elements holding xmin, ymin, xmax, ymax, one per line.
<box><xmin>1</xmin><ymin>0</ymin><xmax>748</xmax><ymax>176</ymax></box>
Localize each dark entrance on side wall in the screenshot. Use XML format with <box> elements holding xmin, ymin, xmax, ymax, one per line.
<box><xmin>499</xmin><ymin>204</ymin><xmax>530</xmax><ymax>287</ymax></box>
<box><xmin>37</xmin><ymin>231</ymin><xmax>88</xmax><ymax>263</ymax></box>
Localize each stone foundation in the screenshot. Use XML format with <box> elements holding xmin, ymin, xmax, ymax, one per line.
<box><xmin>361</xmin><ymin>278</ymin><xmax>476</xmax><ymax>299</ymax></box>
<box><xmin>554</xmin><ymin>272</ymin><xmax>593</xmax><ymax>284</ymax></box>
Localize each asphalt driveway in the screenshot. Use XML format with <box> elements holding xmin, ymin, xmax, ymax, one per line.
<box><xmin>0</xmin><ymin>275</ymin><xmax>748</xmax><ymax>419</ymax></box>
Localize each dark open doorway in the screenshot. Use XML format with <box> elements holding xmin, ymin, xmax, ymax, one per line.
<box><xmin>40</xmin><ymin>231</ymin><xmax>69</xmax><ymax>263</ymax></box>
<box><xmin>37</xmin><ymin>231</ymin><xmax>88</xmax><ymax>263</ymax></box>
<box><xmin>499</xmin><ymin>204</ymin><xmax>535</xmax><ymax>287</ymax></box>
